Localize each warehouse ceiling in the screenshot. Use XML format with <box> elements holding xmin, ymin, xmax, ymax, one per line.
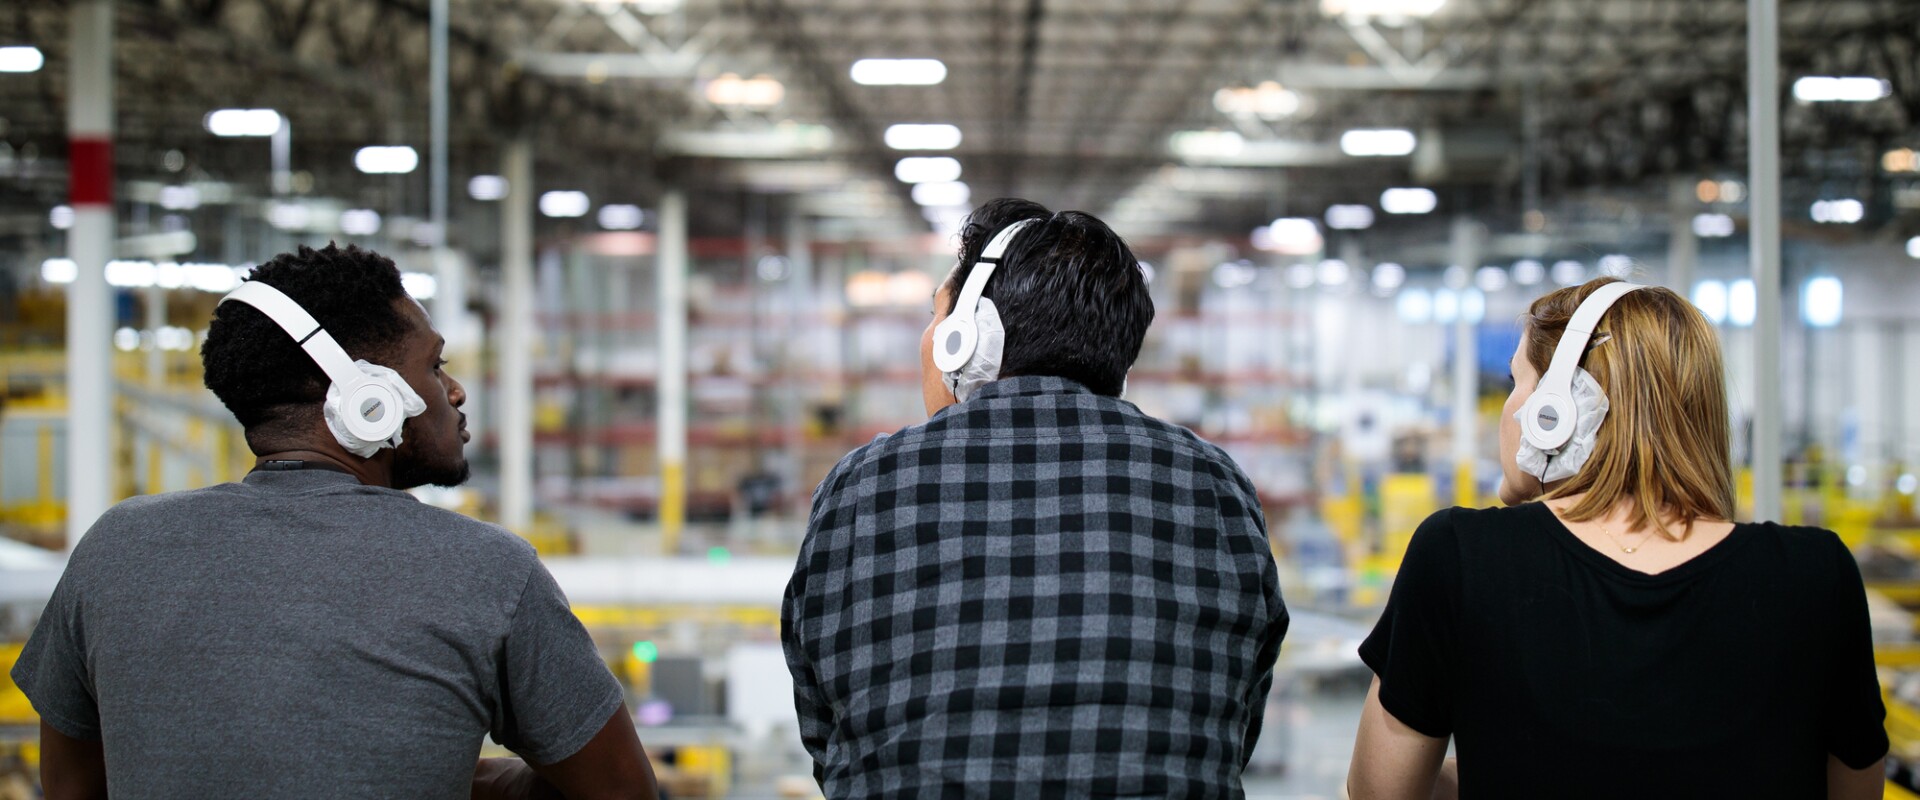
<box><xmin>1</xmin><ymin>0</ymin><xmax>1917</xmax><ymax>255</ymax></box>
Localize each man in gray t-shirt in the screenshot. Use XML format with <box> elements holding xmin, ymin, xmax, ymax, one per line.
<box><xmin>13</xmin><ymin>244</ymin><xmax>655</xmax><ymax>799</ymax></box>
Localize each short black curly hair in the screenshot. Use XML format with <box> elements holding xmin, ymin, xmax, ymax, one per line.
<box><xmin>202</xmin><ymin>243</ymin><xmax>415</xmax><ymax>435</ymax></box>
<box><xmin>943</xmin><ymin>198</ymin><xmax>1154</xmax><ymax>397</ymax></box>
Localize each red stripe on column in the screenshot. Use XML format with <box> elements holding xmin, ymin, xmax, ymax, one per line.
<box><xmin>69</xmin><ymin>138</ymin><xmax>113</xmax><ymax>207</ymax></box>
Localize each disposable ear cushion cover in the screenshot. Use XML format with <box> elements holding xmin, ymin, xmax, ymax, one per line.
<box><xmin>325</xmin><ymin>360</ymin><xmax>428</xmax><ymax>457</ymax></box>
<box><xmin>945</xmin><ymin>297</ymin><xmax>1005</xmax><ymax>403</ymax></box>
<box><xmin>1513</xmin><ymin>366</ymin><xmax>1609</xmax><ymax>484</ymax></box>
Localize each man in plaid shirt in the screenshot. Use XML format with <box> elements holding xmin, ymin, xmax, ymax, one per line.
<box><xmin>782</xmin><ymin>198</ymin><xmax>1289</xmax><ymax>798</ymax></box>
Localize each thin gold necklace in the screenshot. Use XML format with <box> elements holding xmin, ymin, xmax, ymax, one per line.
<box><xmin>1598</xmin><ymin>524</ymin><xmax>1659</xmax><ymax>554</ymax></box>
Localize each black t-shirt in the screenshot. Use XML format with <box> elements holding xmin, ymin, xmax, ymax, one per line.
<box><xmin>1360</xmin><ymin>503</ymin><xmax>1888</xmax><ymax>799</ymax></box>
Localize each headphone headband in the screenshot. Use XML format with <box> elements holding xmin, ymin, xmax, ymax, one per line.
<box><xmin>1536</xmin><ymin>281</ymin><xmax>1644</xmax><ymax>392</ymax></box>
<box><xmin>220</xmin><ymin>281</ymin><xmax>367</xmax><ymax>393</ymax></box>
<box><xmin>933</xmin><ymin>217</ymin><xmax>1043</xmax><ymax>376</ymax></box>
<box><xmin>1517</xmin><ymin>280</ymin><xmax>1645</xmax><ymax>457</ymax></box>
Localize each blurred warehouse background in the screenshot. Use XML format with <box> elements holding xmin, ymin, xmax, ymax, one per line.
<box><xmin>3</xmin><ymin>0</ymin><xmax>1920</xmax><ymax>795</ymax></box>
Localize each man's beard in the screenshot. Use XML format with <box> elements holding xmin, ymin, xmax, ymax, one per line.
<box><xmin>393</xmin><ymin>457</ymin><xmax>470</xmax><ymax>490</ymax></box>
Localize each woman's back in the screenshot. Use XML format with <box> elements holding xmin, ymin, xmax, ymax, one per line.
<box><xmin>1359</xmin><ymin>503</ymin><xmax>1888</xmax><ymax>799</ymax></box>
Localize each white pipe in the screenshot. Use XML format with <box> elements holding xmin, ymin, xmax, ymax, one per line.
<box><xmin>658</xmin><ymin>190</ymin><xmax>688</xmax><ymax>552</ymax></box>
<box><xmin>783</xmin><ymin>210</ymin><xmax>811</xmax><ymax>510</ymax></box>
<box><xmin>1666</xmin><ymin>178</ymin><xmax>1698</xmax><ymax>293</ymax></box>
<box><xmin>1449</xmin><ymin>218</ymin><xmax>1483</xmax><ymax>507</ymax></box>
<box><xmin>1748</xmin><ymin>0</ymin><xmax>1784</xmax><ymax>522</ymax></box>
<box><xmin>429</xmin><ymin>0</ymin><xmax>448</xmax><ymax>250</ymax></box>
<box><xmin>144</xmin><ymin>284</ymin><xmax>165</xmax><ymax>386</ymax></box>
<box><xmin>269</xmin><ymin>123</ymin><xmax>291</xmax><ymax>197</ymax></box>
<box><xmin>498</xmin><ymin>137</ymin><xmax>534</xmax><ymax>531</ymax></box>
<box><xmin>66</xmin><ymin>0</ymin><xmax>114</xmax><ymax>549</ymax></box>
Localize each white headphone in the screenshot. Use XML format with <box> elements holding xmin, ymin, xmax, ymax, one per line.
<box><xmin>932</xmin><ymin>218</ymin><xmax>1042</xmax><ymax>398</ymax></box>
<box><xmin>1516</xmin><ymin>281</ymin><xmax>1645</xmax><ymax>479</ymax></box>
<box><xmin>220</xmin><ymin>281</ymin><xmax>422</xmax><ymax>455</ymax></box>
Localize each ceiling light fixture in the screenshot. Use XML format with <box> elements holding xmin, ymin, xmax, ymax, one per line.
<box><xmin>1692</xmin><ymin>213</ymin><xmax>1735</xmax><ymax>238</ymax></box>
<box><xmin>1792</xmin><ymin>76</ymin><xmax>1891</xmax><ymax>103</ymax></box>
<box><xmin>339</xmin><ymin>209</ymin><xmax>382</xmax><ymax>236</ymax></box>
<box><xmin>850</xmin><ymin>58</ymin><xmax>947</xmax><ymax>86</ymax></box>
<box><xmin>205</xmin><ymin>109</ymin><xmax>283</xmax><ymax>137</ymax></box>
<box><xmin>1371</xmin><ymin>262</ymin><xmax>1406</xmax><ymax>292</ymax></box>
<box><xmin>704</xmin><ymin>73</ymin><xmax>785</xmax><ymax>108</ymax></box>
<box><xmin>1168</xmin><ymin>130</ymin><xmax>1246</xmax><ymax>160</ymax></box>
<box><xmin>1320</xmin><ymin>0</ymin><xmax>1446</xmax><ymax>18</ymax></box>
<box><xmin>0</xmin><ymin>46</ymin><xmax>45</xmax><ymax>73</ymax></box>
<box><xmin>468</xmin><ymin>175</ymin><xmax>507</xmax><ymax>201</ymax></box>
<box><xmin>1802</xmin><ymin>276</ymin><xmax>1843</xmax><ymax>328</ymax></box>
<box><xmin>1262</xmin><ymin>217</ymin><xmax>1324</xmax><ymax>256</ymax></box>
<box><xmin>1380</xmin><ymin>187</ymin><xmax>1437</xmax><ymax>214</ymax></box>
<box><xmin>1691</xmin><ymin>280</ymin><xmax>1728</xmax><ymax>325</ymax></box>
<box><xmin>884</xmin><ymin>123</ymin><xmax>963</xmax><ymax>150</ymax></box>
<box><xmin>1213</xmin><ymin>82</ymin><xmax>1302</xmax><ymax>119</ymax></box>
<box><xmin>1809</xmin><ymin>198</ymin><xmax>1864</xmax><ymax>224</ymax></box>
<box><xmin>1324</xmin><ymin>204</ymin><xmax>1375</xmax><ymax>230</ymax></box>
<box><xmin>354</xmin><ymin>146</ymin><xmax>419</xmax><ymax>174</ymax></box>
<box><xmin>597</xmin><ymin>204</ymin><xmax>645</xmax><ymax>230</ymax></box>
<box><xmin>1728</xmin><ymin>279</ymin><xmax>1756</xmax><ymax>326</ymax></box>
<box><xmin>910</xmin><ymin>181</ymin><xmax>970</xmax><ymax>207</ymax></box>
<box><xmin>539</xmin><ymin>191</ymin><xmax>591</xmax><ymax>218</ymax></box>
<box><xmin>1340</xmin><ymin>128</ymin><xmax>1417</xmax><ymax>157</ymax></box>
<box><xmin>894</xmin><ymin>156</ymin><xmax>961</xmax><ymax>183</ymax></box>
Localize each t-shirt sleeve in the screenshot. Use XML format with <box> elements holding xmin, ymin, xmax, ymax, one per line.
<box><xmin>1357</xmin><ymin>508</ymin><xmax>1462</xmax><ymax>739</ymax></box>
<box><xmin>10</xmin><ymin>564</ymin><xmax>101</xmax><ymax>741</ymax></box>
<box><xmin>492</xmin><ymin>561</ymin><xmax>625</xmax><ymax>766</ymax></box>
<box><xmin>1821</xmin><ymin>534</ymin><xmax>1889</xmax><ymax>769</ymax></box>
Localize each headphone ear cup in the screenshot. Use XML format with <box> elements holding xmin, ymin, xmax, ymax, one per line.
<box><xmin>1521</xmin><ymin>392</ymin><xmax>1577</xmax><ymax>452</ymax></box>
<box><xmin>931</xmin><ymin>316</ymin><xmax>977</xmax><ymax>375</ymax></box>
<box><xmin>336</xmin><ymin>379</ymin><xmax>406</xmax><ymax>447</ymax></box>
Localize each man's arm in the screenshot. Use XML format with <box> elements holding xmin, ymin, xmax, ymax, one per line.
<box><xmin>471</xmin><ymin>704</ymin><xmax>656</xmax><ymax>800</ymax></box>
<box><xmin>38</xmin><ymin>721</ymin><xmax>108</xmax><ymax>800</ymax></box>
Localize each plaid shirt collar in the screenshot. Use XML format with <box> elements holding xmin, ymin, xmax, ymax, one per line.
<box><xmin>941</xmin><ymin>374</ymin><xmax>1095</xmax><ymax>409</ymax></box>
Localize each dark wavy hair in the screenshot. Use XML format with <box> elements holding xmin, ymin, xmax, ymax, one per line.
<box><xmin>944</xmin><ymin>198</ymin><xmax>1155</xmax><ymax>396</ymax></box>
<box><xmin>202</xmin><ymin>243</ymin><xmax>413</xmax><ymax>437</ymax></box>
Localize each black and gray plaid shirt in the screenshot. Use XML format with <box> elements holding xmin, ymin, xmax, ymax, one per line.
<box><xmin>783</xmin><ymin>376</ymin><xmax>1288</xmax><ymax>798</ymax></box>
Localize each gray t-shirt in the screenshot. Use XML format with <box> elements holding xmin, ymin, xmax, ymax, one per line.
<box><xmin>12</xmin><ymin>468</ymin><xmax>624</xmax><ymax>798</ymax></box>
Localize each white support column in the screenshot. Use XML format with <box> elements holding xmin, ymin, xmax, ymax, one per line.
<box><xmin>427</xmin><ymin>0</ymin><xmax>450</xmax><ymax>310</ymax></box>
<box><xmin>269</xmin><ymin>124</ymin><xmax>292</xmax><ymax>197</ymax></box>
<box><xmin>1666</xmin><ymin>179</ymin><xmax>1698</xmax><ymax>293</ymax></box>
<box><xmin>1449</xmin><ymin>217</ymin><xmax>1484</xmax><ymax>507</ymax></box>
<box><xmin>498</xmin><ymin>137</ymin><xmax>534</xmax><ymax>532</ymax></box>
<box><xmin>658</xmin><ymin>190</ymin><xmax>689</xmax><ymax>554</ymax></box>
<box><xmin>144</xmin><ymin>284</ymin><xmax>165</xmax><ymax>386</ymax></box>
<box><xmin>783</xmin><ymin>209</ymin><xmax>811</xmax><ymax>513</ymax></box>
<box><xmin>67</xmin><ymin>0</ymin><xmax>115</xmax><ymax>548</ymax></box>
<box><xmin>1748</xmin><ymin>0</ymin><xmax>1784</xmax><ymax>522</ymax></box>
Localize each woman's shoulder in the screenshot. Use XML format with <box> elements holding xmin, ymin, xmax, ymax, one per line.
<box><xmin>1402</xmin><ymin>504</ymin><xmax>1549</xmax><ymax>566</ymax></box>
<box><xmin>1415</xmin><ymin>502</ymin><xmax>1556</xmax><ymax>541</ymax></box>
<box><xmin>1731</xmin><ymin>519</ymin><xmax>1858</xmax><ymax>575</ymax></box>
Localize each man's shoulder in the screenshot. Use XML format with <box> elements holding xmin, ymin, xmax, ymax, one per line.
<box><xmin>79</xmin><ymin>482</ymin><xmax>535</xmax><ymax>566</ymax></box>
<box><xmin>818</xmin><ymin>397</ymin><xmax>1254</xmax><ymax>497</ymax></box>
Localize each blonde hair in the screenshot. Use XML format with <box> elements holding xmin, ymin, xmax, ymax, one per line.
<box><xmin>1522</xmin><ymin>277</ymin><xmax>1736</xmax><ymax>536</ymax></box>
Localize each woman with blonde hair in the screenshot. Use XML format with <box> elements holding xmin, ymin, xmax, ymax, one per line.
<box><xmin>1348</xmin><ymin>278</ymin><xmax>1888</xmax><ymax>799</ymax></box>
